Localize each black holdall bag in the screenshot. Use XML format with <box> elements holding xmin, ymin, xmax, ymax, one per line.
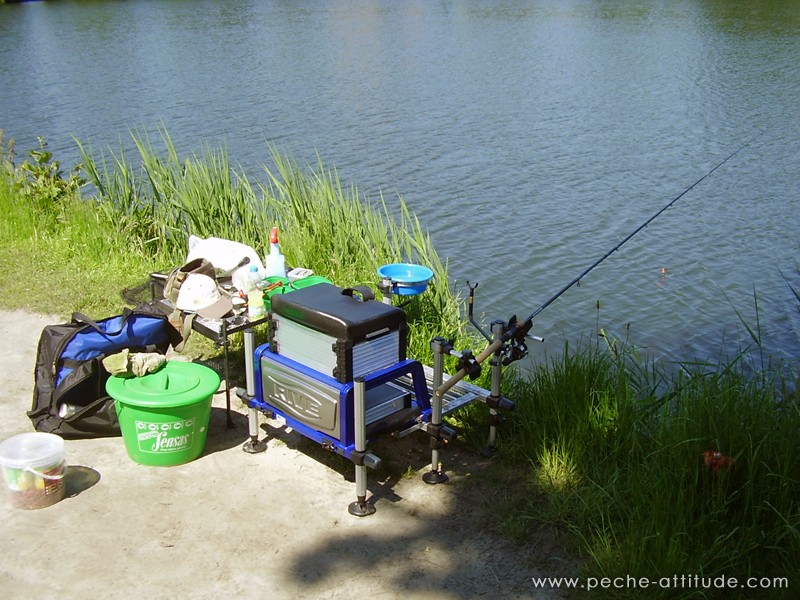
<box><xmin>28</xmin><ymin>302</ymin><xmax>183</xmax><ymax>439</ymax></box>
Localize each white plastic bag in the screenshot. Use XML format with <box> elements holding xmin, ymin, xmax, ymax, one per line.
<box><xmin>186</xmin><ymin>235</ymin><xmax>264</xmax><ymax>290</ymax></box>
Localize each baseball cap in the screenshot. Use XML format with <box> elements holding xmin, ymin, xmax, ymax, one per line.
<box><xmin>175</xmin><ymin>273</ymin><xmax>233</xmax><ymax>319</ymax></box>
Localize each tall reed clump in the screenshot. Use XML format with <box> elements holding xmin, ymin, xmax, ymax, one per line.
<box><xmin>78</xmin><ymin>129</ymin><xmax>469</xmax><ymax>362</ymax></box>
<box><xmin>504</xmin><ymin>334</ymin><xmax>799</xmax><ymax>599</ymax></box>
<box><xmin>77</xmin><ymin>131</ymin><xmax>264</xmax><ymax>259</ymax></box>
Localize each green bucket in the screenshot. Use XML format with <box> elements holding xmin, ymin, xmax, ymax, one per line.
<box><xmin>106</xmin><ymin>362</ymin><xmax>220</xmax><ymax>466</ymax></box>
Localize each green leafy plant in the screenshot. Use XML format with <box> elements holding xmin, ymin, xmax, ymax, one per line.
<box><xmin>15</xmin><ymin>137</ymin><xmax>86</xmax><ymax>207</ymax></box>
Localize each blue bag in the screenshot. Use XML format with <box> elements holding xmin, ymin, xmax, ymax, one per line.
<box><xmin>28</xmin><ymin>304</ymin><xmax>181</xmax><ymax>438</ymax></box>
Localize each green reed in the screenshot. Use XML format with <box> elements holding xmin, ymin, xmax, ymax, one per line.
<box><xmin>78</xmin><ymin>130</ymin><xmax>265</xmax><ymax>258</ymax></box>
<box><xmin>259</xmin><ymin>148</ymin><xmax>464</xmax><ymax>362</ymax></box>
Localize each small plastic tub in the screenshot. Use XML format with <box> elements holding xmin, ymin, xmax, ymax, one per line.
<box><xmin>0</xmin><ymin>432</ymin><xmax>66</xmax><ymax>509</ymax></box>
<box><xmin>289</xmin><ymin>275</ymin><xmax>332</xmax><ymax>290</ymax></box>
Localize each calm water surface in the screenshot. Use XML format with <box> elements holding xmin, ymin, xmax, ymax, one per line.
<box><xmin>2</xmin><ymin>0</ymin><xmax>799</xmax><ymax>369</ymax></box>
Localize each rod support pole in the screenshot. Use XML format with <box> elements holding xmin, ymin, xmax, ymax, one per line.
<box><xmin>483</xmin><ymin>321</ymin><xmax>505</xmax><ymax>456</ymax></box>
<box><xmin>424</xmin><ymin>338</ymin><xmax>448</xmax><ymax>484</ymax></box>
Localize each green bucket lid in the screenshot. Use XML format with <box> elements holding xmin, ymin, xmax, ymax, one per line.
<box><xmin>106</xmin><ymin>361</ymin><xmax>220</xmax><ymax>408</ymax></box>
<box><xmin>289</xmin><ymin>275</ymin><xmax>332</xmax><ymax>289</ymax></box>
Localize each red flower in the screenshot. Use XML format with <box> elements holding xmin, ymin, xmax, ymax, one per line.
<box><xmin>703</xmin><ymin>450</ymin><xmax>735</xmax><ymax>473</ymax></box>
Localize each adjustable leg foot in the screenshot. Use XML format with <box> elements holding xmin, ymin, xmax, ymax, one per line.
<box><xmin>349</xmin><ymin>379</ymin><xmax>376</xmax><ymax>516</ymax></box>
<box><xmin>242</xmin><ymin>405</ymin><xmax>267</xmax><ymax>453</ymax></box>
<box><xmin>242</xmin><ymin>437</ymin><xmax>268</xmax><ymax>454</ymax></box>
<box><xmin>348</xmin><ymin>496</ymin><xmax>376</xmax><ymax>517</ymax></box>
<box><xmin>480</xmin><ymin>445</ymin><xmax>498</xmax><ymax>458</ymax></box>
<box><xmin>422</xmin><ymin>469</ymin><xmax>448</xmax><ymax>485</ymax></box>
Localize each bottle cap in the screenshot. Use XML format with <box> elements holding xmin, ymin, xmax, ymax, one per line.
<box><xmin>270</xmin><ymin>227</ymin><xmax>279</xmax><ymax>244</ymax></box>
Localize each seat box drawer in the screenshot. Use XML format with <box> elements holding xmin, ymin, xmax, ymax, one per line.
<box><xmin>268</xmin><ymin>315</ymin><xmax>402</xmax><ymax>382</ymax></box>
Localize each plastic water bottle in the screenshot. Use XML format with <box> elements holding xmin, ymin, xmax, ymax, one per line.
<box><xmin>246</xmin><ymin>265</ymin><xmax>266</xmax><ymax>319</ymax></box>
<box><xmin>58</xmin><ymin>404</ymin><xmax>78</xmax><ymax>418</ymax></box>
<box><xmin>263</xmin><ymin>227</ymin><xmax>287</xmax><ymax>278</ymax></box>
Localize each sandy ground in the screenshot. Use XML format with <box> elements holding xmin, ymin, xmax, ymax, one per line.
<box><xmin>0</xmin><ymin>309</ymin><xmax>567</xmax><ymax>599</ymax></box>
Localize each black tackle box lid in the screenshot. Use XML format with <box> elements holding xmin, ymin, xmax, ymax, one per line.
<box><xmin>271</xmin><ymin>283</ymin><xmax>406</xmax><ymax>340</ymax></box>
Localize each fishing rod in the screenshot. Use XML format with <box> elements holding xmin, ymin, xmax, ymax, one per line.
<box><xmin>436</xmin><ymin>133</ymin><xmax>762</xmax><ymax>397</ymax></box>
<box><xmin>517</xmin><ymin>133</ymin><xmax>762</xmax><ymax>331</ymax></box>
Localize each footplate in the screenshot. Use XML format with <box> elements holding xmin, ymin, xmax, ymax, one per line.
<box><xmin>393</xmin><ymin>365</ymin><xmax>488</xmax><ymax>437</ymax></box>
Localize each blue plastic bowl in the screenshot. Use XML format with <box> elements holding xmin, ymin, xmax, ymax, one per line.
<box><xmin>377</xmin><ymin>263</ymin><xmax>434</xmax><ymax>296</ymax></box>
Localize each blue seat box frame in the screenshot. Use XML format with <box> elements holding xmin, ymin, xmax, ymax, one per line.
<box><xmin>251</xmin><ymin>343</ymin><xmax>431</xmax><ymax>462</ymax></box>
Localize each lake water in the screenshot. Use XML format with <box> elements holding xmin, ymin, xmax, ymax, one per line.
<box><xmin>2</xmin><ymin>0</ymin><xmax>799</xmax><ymax>370</ymax></box>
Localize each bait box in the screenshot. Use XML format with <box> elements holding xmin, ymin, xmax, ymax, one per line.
<box><xmin>267</xmin><ymin>283</ymin><xmax>407</xmax><ymax>383</ymax></box>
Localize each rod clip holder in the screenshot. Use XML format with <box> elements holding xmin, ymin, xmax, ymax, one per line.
<box><xmin>484</xmin><ymin>394</ymin><xmax>515</xmax><ymax>412</ymax></box>
<box><xmin>423</xmin><ymin>422</ymin><xmax>456</xmax><ymax>448</ymax></box>
<box><xmin>456</xmin><ymin>349</ymin><xmax>482</xmax><ymax>380</ymax></box>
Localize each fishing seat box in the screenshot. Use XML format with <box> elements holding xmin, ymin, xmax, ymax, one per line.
<box><xmin>267</xmin><ymin>283</ymin><xmax>407</xmax><ymax>383</ymax></box>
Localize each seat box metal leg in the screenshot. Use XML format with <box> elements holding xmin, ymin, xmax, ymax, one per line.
<box><xmin>348</xmin><ymin>378</ymin><xmax>377</xmax><ymax>516</ymax></box>
<box><xmin>241</xmin><ymin>328</ymin><xmax>268</xmax><ymax>453</ymax></box>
